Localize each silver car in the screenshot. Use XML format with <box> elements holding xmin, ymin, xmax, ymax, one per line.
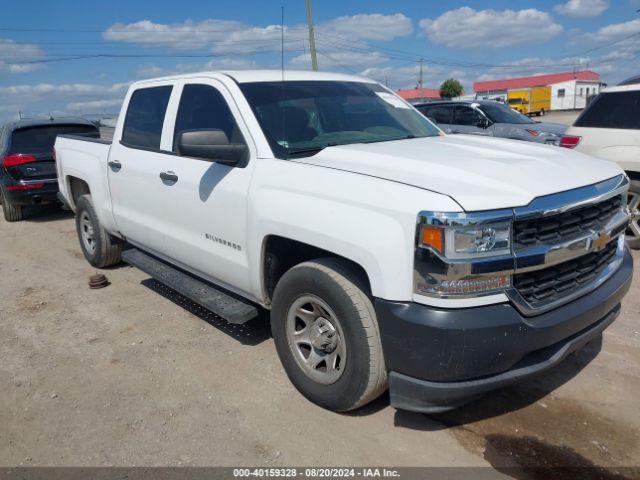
<box><xmin>416</xmin><ymin>100</ymin><xmax>567</xmax><ymax>145</ymax></box>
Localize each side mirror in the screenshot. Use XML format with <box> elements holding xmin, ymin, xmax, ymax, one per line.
<box><xmin>177</xmin><ymin>129</ymin><xmax>247</xmax><ymax>166</ymax></box>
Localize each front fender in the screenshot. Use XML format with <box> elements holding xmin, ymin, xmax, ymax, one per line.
<box><xmin>247</xmin><ymin>159</ymin><xmax>461</xmax><ymax>302</ymax></box>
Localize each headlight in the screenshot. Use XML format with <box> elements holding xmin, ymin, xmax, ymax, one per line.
<box><xmin>414</xmin><ymin>211</ymin><xmax>513</xmax><ymax>298</ymax></box>
<box><xmin>420</xmin><ymin>222</ymin><xmax>511</xmax><ymax>259</ymax></box>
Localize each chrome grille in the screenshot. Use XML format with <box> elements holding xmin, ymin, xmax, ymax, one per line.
<box><xmin>513</xmin><ymin>195</ymin><xmax>623</xmax><ymax>249</ymax></box>
<box><xmin>513</xmin><ymin>240</ymin><xmax>618</xmax><ymax>308</ymax></box>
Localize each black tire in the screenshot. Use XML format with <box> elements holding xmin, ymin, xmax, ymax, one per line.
<box><xmin>75</xmin><ymin>194</ymin><xmax>122</xmax><ymax>267</ymax></box>
<box><xmin>1</xmin><ymin>188</ymin><xmax>23</xmax><ymax>222</ymax></box>
<box><xmin>626</xmin><ymin>179</ymin><xmax>640</xmax><ymax>250</ymax></box>
<box><xmin>271</xmin><ymin>258</ymin><xmax>387</xmax><ymax>412</ymax></box>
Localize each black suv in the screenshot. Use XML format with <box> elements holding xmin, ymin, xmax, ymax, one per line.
<box><xmin>0</xmin><ymin>118</ymin><xmax>98</xmax><ymax>221</ymax></box>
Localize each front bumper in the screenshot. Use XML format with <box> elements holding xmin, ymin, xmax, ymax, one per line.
<box><xmin>375</xmin><ymin>247</ymin><xmax>633</xmax><ymax>413</ymax></box>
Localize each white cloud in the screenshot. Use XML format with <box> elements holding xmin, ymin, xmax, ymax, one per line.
<box><xmin>66</xmin><ymin>99</ymin><xmax>123</xmax><ymax>111</ymax></box>
<box><xmin>476</xmin><ymin>56</ymin><xmax>592</xmax><ymax>81</ymax></box>
<box><xmin>361</xmin><ymin>64</ymin><xmax>472</xmax><ymax>93</ymax></box>
<box><xmin>291</xmin><ymin>50</ymin><xmax>387</xmax><ymax>70</ymax></box>
<box><xmin>419</xmin><ymin>7</ymin><xmax>563</xmax><ymax>48</ymax></box>
<box><xmin>0</xmin><ymin>38</ymin><xmax>44</xmax><ymax>74</ymax></box>
<box><xmin>135</xmin><ymin>57</ymin><xmax>261</xmax><ymax>78</ymax></box>
<box><xmin>103</xmin><ymin>13</ymin><xmax>412</xmax><ymax>55</ymax></box>
<box><xmin>320</xmin><ymin>13</ymin><xmax>412</xmax><ymax>42</ymax></box>
<box><xmin>0</xmin><ymin>82</ymin><xmax>130</xmax><ymax>97</ymax></box>
<box><xmin>0</xmin><ymin>82</ymin><xmax>131</xmax><ymax>119</ymax></box>
<box><xmin>103</xmin><ymin>19</ymin><xmax>245</xmax><ymax>50</ymax></box>
<box><xmin>585</xmin><ymin>18</ymin><xmax>640</xmax><ymax>41</ymax></box>
<box><xmin>554</xmin><ymin>0</ymin><xmax>610</xmax><ymax>17</ymax></box>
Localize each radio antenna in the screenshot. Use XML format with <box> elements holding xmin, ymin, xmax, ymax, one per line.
<box><xmin>281</xmin><ymin>6</ymin><xmax>285</xmax><ymax>79</ymax></box>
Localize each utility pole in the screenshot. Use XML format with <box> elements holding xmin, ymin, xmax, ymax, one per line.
<box><xmin>305</xmin><ymin>0</ymin><xmax>318</xmax><ymax>71</ymax></box>
<box><xmin>418</xmin><ymin>58</ymin><xmax>424</xmax><ymax>102</ymax></box>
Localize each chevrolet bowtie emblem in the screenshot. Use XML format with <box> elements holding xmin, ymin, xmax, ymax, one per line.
<box><xmin>592</xmin><ymin>231</ymin><xmax>611</xmax><ymax>251</ymax></box>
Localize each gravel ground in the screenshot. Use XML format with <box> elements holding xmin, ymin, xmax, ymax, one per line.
<box><xmin>0</xmin><ymin>205</ymin><xmax>639</xmax><ymax>476</ymax></box>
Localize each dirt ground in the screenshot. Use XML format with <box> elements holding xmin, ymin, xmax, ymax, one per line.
<box><xmin>0</xmin><ymin>205</ymin><xmax>639</xmax><ymax>476</ymax></box>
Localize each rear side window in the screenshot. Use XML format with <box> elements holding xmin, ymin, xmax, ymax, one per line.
<box><xmin>574</xmin><ymin>91</ymin><xmax>640</xmax><ymax>129</ymax></box>
<box><xmin>173</xmin><ymin>84</ymin><xmax>244</xmax><ymax>152</ymax></box>
<box><xmin>421</xmin><ymin>105</ymin><xmax>452</xmax><ymax>124</ymax></box>
<box><xmin>10</xmin><ymin>124</ymin><xmax>98</xmax><ymax>153</ymax></box>
<box><xmin>122</xmin><ymin>86</ymin><xmax>172</xmax><ymax>149</ymax></box>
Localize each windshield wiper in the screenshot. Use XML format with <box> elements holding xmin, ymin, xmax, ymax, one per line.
<box><xmin>286</xmin><ymin>142</ymin><xmax>340</xmax><ymax>158</ymax></box>
<box><xmin>361</xmin><ymin>134</ymin><xmax>417</xmax><ymax>144</ymax></box>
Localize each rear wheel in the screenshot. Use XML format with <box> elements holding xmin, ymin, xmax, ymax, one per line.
<box><xmin>1</xmin><ymin>188</ymin><xmax>23</xmax><ymax>222</ymax></box>
<box><xmin>75</xmin><ymin>194</ymin><xmax>122</xmax><ymax>267</ymax></box>
<box><xmin>626</xmin><ymin>180</ymin><xmax>640</xmax><ymax>250</ymax></box>
<box><xmin>271</xmin><ymin>258</ymin><xmax>387</xmax><ymax>412</ymax></box>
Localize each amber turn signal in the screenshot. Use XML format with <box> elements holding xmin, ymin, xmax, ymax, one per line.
<box><xmin>421</xmin><ymin>226</ymin><xmax>443</xmax><ymax>253</ymax></box>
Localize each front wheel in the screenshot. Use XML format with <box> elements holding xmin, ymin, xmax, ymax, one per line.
<box><xmin>75</xmin><ymin>194</ymin><xmax>122</xmax><ymax>267</ymax></box>
<box><xmin>626</xmin><ymin>180</ymin><xmax>640</xmax><ymax>249</ymax></box>
<box><xmin>271</xmin><ymin>258</ymin><xmax>387</xmax><ymax>412</ymax></box>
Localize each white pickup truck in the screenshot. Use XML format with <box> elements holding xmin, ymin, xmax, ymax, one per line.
<box><xmin>55</xmin><ymin>70</ymin><xmax>633</xmax><ymax>414</ymax></box>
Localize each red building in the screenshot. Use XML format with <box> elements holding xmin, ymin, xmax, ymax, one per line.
<box><xmin>396</xmin><ymin>87</ymin><xmax>441</xmax><ymax>103</ymax></box>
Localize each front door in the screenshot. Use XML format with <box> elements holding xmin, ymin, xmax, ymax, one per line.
<box><xmin>451</xmin><ymin>106</ymin><xmax>492</xmax><ymax>135</ymax></box>
<box><xmin>159</xmin><ymin>80</ymin><xmax>256</xmax><ymax>298</ymax></box>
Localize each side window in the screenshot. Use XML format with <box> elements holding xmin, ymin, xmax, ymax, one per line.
<box><xmin>574</xmin><ymin>91</ymin><xmax>640</xmax><ymax>129</ymax></box>
<box><xmin>558</xmin><ymin>89</ymin><xmax>566</xmax><ymax>98</ymax></box>
<box><xmin>423</xmin><ymin>105</ymin><xmax>452</xmax><ymax>124</ymax></box>
<box><xmin>173</xmin><ymin>84</ymin><xmax>245</xmax><ymax>153</ymax></box>
<box><xmin>453</xmin><ymin>106</ymin><xmax>482</xmax><ymax>126</ymax></box>
<box><xmin>122</xmin><ymin>86</ymin><xmax>172</xmax><ymax>150</ymax></box>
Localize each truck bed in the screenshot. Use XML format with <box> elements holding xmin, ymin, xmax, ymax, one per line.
<box><xmin>54</xmin><ymin>134</ymin><xmax>113</xmax><ymax>216</ymax></box>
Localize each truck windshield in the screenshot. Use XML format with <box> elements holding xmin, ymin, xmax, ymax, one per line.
<box><xmin>480</xmin><ymin>103</ymin><xmax>535</xmax><ymax>124</ymax></box>
<box><xmin>239</xmin><ymin>81</ymin><xmax>440</xmax><ymax>158</ymax></box>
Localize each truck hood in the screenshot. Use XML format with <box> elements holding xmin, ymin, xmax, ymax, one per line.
<box><xmin>295</xmin><ymin>135</ymin><xmax>623</xmax><ymax>211</ymax></box>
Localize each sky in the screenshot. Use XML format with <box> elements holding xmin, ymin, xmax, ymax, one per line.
<box><xmin>1</xmin><ymin>0</ymin><xmax>639</xmax><ymax>121</ymax></box>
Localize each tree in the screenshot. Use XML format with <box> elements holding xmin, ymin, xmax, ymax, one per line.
<box><xmin>440</xmin><ymin>78</ymin><xmax>464</xmax><ymax>99</ymax></box>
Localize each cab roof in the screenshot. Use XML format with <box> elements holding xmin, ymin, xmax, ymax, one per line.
<box><xmin>133</xmin><ymin>69</ymin><xmax>376</xmax><ymax>87</ymax></box>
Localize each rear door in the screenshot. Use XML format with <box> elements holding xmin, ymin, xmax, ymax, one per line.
<box><xmin>107</xmin><ymin>84</ymin><xmax>175</xmax><ymax>255</ymax></box>
<box><xmin>419</xmin><ymin>104</ymin><xmax>454</xmax><ymax>132</ymax></box>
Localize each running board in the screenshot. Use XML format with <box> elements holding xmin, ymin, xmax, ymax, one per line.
<box><xmin>122</xmin><ymin>248</ymin><xmax>259</xmax><ymax>324</ymax></box>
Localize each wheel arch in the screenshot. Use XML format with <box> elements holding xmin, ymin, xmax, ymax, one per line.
<box><xmin>66</xmin><ymin>175</ymin><xmax>91</xmax><ymax>210</ymax></box>
<box><xmin>261</xmin><ymin>235</ymin><xmax>373</xmax><ymax>306</ymax></box>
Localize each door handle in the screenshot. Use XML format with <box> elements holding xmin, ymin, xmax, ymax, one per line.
<box><xmin>159</xmin><ymin>171</ymin><xmax>178</xmax><ymax>184</ymax></box>
<box><xmin>108</xmin><ymin>160</ymin><xmax>122</xmax><ymax>171</ymax></box>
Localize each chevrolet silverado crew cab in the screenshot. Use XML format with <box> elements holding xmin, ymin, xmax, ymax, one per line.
<box><xmin>54</xmin><ymin>71</ymin><xmax>633</xmax><ymax>414</ymax></box>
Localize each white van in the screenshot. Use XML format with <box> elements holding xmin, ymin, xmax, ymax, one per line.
<box><xmin>562</xmin><ymin>77</ymin><xmax>640</xmax><ymax>248</ymax></box>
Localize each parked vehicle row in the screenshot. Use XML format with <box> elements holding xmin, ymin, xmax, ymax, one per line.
<box><xmin>47</xmin><ymin>70</ymin><xmax>633</xmax><ymax>414</ymax></box>
<box><xmin>0</xmin><ymin>118</ymin><xmax>98</xmax><ymax>221</ymax></box>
